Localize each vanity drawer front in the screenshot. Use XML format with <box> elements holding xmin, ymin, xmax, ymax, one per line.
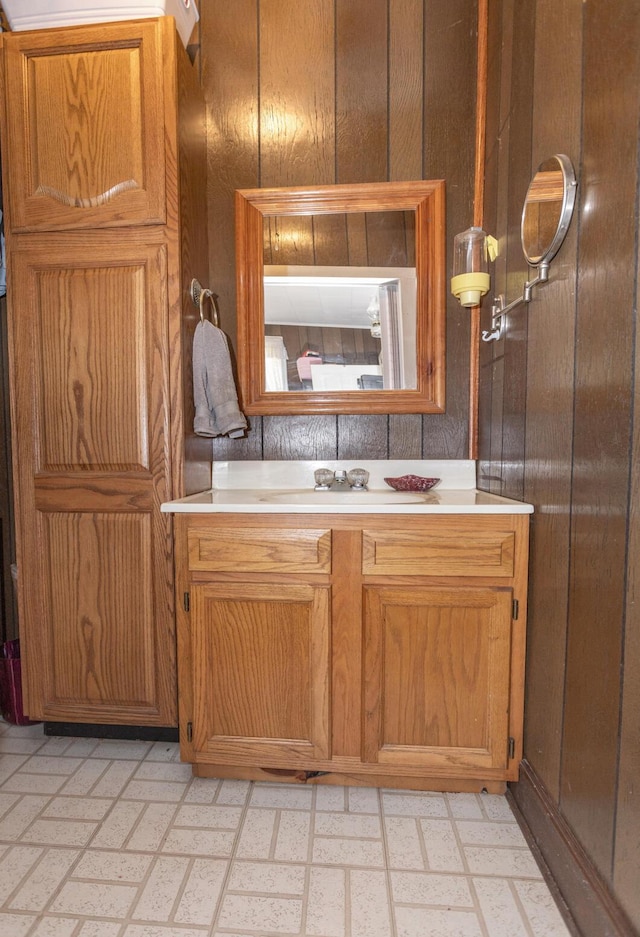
<box><xmin>188</xmin><ymin>526</ymin><xmax>331</xmax><ymax>573</ymax></box>
<box><xmin>362</xmin><ymin>526</ymin><xmax>516</xmax><ymax>578</ymax></box>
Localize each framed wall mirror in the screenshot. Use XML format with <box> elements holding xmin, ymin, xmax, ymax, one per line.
<box><xmin>235</xmin><ymin>180</ymin><xmax>446</xmax><ymax>415</ymax></box>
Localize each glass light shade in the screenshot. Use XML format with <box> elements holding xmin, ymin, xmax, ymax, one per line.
<box><xmin>451</xmin><ymin>226</ymin><xmax>491</xmax><ymax>307</ymax></box>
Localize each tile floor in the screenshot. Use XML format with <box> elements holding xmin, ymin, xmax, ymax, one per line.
<box><xmin>0</xmin><ymin>719</ymin><xmax>573</xmax><ymax>937</ymax></box>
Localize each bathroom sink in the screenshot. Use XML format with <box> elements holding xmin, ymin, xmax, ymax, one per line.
<box><xmin>259</xmin><ymin>489</ymin><xmax>432</xmax><ymax>505</ymax></box>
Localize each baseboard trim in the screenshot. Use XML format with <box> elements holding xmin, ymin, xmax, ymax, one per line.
<box><xmin>509</xmin><ymin>760</ymin><xmax>637</xmax><ymax>937</ymax></box>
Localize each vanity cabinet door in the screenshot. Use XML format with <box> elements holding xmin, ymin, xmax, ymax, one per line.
<box><xmin>1</xmin><ymin>20</ymin><xmax>166</xmax><ymax>233</ymax></box>
<box><xmin>362</xmin><ymin>585</ymin><xmax>513</xmax><ymax>773</ymax></box>
<box><xmin>186</xmin><ymin>581</ymin><xmax>331</xmax><ymax>767</ymax></box>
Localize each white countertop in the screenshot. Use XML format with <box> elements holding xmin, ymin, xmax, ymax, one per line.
<box><xmin>161</xmin><ymin>460</ymin><xmax>533</xmax><ymax>515</ymax></box>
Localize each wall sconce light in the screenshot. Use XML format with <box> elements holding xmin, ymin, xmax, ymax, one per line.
<box><xmin>450</xmin><ymin>227</ymin><xmax>498</xmax><ymax>307</ymax></box>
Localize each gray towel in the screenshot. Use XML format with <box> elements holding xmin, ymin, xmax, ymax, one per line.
<box><xmin>192</xmin><ymin>320</ymin><xmax>247</xmax><ymax>438</ymax></box>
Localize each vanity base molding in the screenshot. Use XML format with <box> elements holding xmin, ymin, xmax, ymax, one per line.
<box><xmin>192</xmin><ymin>763</ymin><xmax>507</xmax><ymax>794</ymax></box>
<box><xmin>175</xmin><ymin>511</ymin><xmax>529</xmax><ymax>793</ymax></box>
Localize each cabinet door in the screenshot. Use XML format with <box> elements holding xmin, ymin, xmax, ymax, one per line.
<box><xmin>187</xmin><ymin>581</ymin><xmax>331</xmax><ymax>767</ymax></box>
<box><xmin>363</xmin><ymin>586</ymin><xmax>513</xmax><ymax>773</ymax></box>
<box><xmin>10</xmin><ymin>234</ymin><xmax>176</xmax><ymax>725</ymax></box>
<box><xmin>1</xmin><ymin>20</ymin><xmax>167</xmax><ymax>233</ymax></box>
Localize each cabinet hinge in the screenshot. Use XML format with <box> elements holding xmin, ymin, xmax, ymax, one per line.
<box><xmin>186</xmin><ymin>721</ymin><xmax>193</xmax><ymax>743</ymax></box>
<box><xmin>183</xmin><ymin>591</ymin><xmax>190</xmax><ymax>612</ymax></box>
<box><xmin>512</xmin><ymin>599</ymin><xmax>519</xmax><ymax>620</ymax></box>
<box><xmin>508</xmin><ymin>736</ymin><xmax>515</xmax><ymax>760</ymax></box>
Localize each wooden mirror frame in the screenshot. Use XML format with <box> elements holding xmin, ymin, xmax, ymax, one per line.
<box><xmin>235</xmin><ymin>180</ymin><xmax>446</xmax><ymax>415</ymax></box>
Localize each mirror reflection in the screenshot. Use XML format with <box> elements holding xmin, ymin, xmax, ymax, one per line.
<box><xmin>521</xmin><ymin>154</ymin><xmax>577</xmax><ymax>266</ymax></box>
<box><xmin>263</xmin><ymin>264</ymin><xmax>417</xmax><ymax>392</ymax></box>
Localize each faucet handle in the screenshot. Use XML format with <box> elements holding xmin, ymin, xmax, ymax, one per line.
<box><xmin>347</xmin><ymin>467</ymin><xmax>369</xmax><ymax>489</ymax></box>
<box><xmin>314</xmin><ymin>468</ymin><xmax>334</xmax><ymax>490</ymax></box>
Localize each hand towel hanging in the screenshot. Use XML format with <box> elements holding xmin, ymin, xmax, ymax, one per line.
<box><xmin>192</xmin><ymin>319</ymin><xmax>247</xmax><ymax>438</ymax></box>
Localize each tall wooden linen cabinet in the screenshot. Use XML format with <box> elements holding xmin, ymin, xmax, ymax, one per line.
<box><xmin>0</xmin><ymin>17</ymin><xmax>210</xmax><ymax>727</ymax></box>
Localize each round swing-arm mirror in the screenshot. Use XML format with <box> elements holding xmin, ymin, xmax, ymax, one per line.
<box><xmin>521</xmin><ymin>154</ymin><xmax>577</xmax><ymax>266</ymax></box>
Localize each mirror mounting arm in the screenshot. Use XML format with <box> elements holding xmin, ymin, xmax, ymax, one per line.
<box><xmin>482</xmin><ymin>263</ymin><xmax>550</xmax><ymax>343</ymax></box>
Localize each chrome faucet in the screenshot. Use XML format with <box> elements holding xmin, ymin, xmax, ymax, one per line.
<box><xmin>314</xmin><ymin>467</ymin><xmax>369</xmax><ymax>491</ymax></box>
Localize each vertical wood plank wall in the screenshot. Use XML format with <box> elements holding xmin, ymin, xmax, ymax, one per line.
<box><xmin>200</xmin><ymin>0</ymin><xmax>478</xmax><ymax>463</ymax></box>
<box><xmin>480</xmin><ymin>1</ymin><xmax>640</xmax><ymax>932</ymax></box>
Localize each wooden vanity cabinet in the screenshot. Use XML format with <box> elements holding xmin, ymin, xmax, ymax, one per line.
<box><xmin>0</xmin><ymin>19</ymin><xmax>209</xmax><ymax>726</ymax></box>
<box><xmin>175</xmin><ymin>512</ymin><xmax>529</xmax><ymax>792</ymax></box>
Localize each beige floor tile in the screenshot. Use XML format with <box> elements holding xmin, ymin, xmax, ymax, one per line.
<box><xmin>394</xmin><ymin>905</ymin><xmax>485</xmax><ymax>937</ymax></box>
<box><xmin>21</xmin><ymin>819</ymin><xmax>96</xmax><ymax>847</ymax></box>
<box><xmin>30</xmin><ymin>915</ymin><xmax>79</xmax><ymax>936</ymax></box>
<box><xmin>218</xmin><ymin>893</ymin><xmax>303</xmax><ymax>932</ymax></box>
<box><xmin>473</xmin><ymin>877</ymin><xmax>531</xmax><ymax>937</ymax></box>
<box><xmin>273</xmin><ymin>809</ymin><xmax>312</xmax><ymax>862</ymax></box>
<box><xmin>390</xmin><ymin>869</ymin><xmax>473</xmax><ymax>906</ymax></box>
<box><xmin>0</xmin><ymin>845</ymin><xmax>44</xmax><ymax>903</ymax></box>
<box><xmin>314</xmin><ymin>811</ymin><xmax>382</xmax><ymax>838</ymax></box>
<box><xmin>228</xmin><ymin>859</ymin><xmax>306</xmax><ymax>894</ymax></box>
<box><xmin>0</xmin><ymin>795</ymin><xmax>52</xmax><ymax>841</ymax></box>
<box><xmin>43</xmin><ymin>796</ymin><xmax>113</xmax><ymax>821</ymax></box>
<box><xmin>132</xmin><ymin>855</ymin><xmax>190</xmax><ymax>921</ymax></box>
<box><xmin>455</xmin><ymin>819</ymin><xmax>528</xmax><ymax>848</ymax></box>
<box><xmin>250</xmin><ymin>783</ymin><xmax>314</xmax><ymax>810</ymax></box>
<box><xmin>3</xmin><ymin>774</ymin><xmax>66</xmax><ymax>796</ymax></box>
<box><xmin>419</xmin><ymin>818</ymin><xmax>465</xmax><ymax>872</ymax></box>
<box><xmin>173</xmin><ymin>804</ymin><xmax>243</xmax><ymax>829</ymax></box>
<box><xmin>312</xmin><ymin>836</ymin><xmax>385</xmax><ymax>867</ymax></box>
<box><xmin>0</xmin><ymin>721</ymin><xmax>572</xmax><ymax>937</ymax></box>
<box><xmin>350</xmin><ymin>869</ymin><xmax>393</xmax><ymax>937</ymax></box>
<box><xmin>90</xmin><ymin>761</ymin><xmax>138</xmax><ymax>798</ymax></box>
<box><xmin>382</xmin><ymin>791</ymin><xmax>448</xmax><ymax>817</ymax></box>
<box><xmin>73</xmin><ymin>849</ymin><xmax>153</xmax><ymax>882</ymax></box>
<box><xmin>384</xmin><ymin>816</ymin><xmax>426</xmax><ymax>870</ymax></box>
<box><xmin>89</xmin><ymin>800</ymin><xmax>146</xmax><ymax>849</ymax></box>
<box><xmin>514</xmin><ymin>880</ymin><xmax>573</xmax><ymax>936</ymax></box>
<box><xmin>464</xmin><ymin>845</ymin><xmax>543</xmax><ymax>878</ymax></box>
<box><xmin>174</xmin><ymin>858</ymin><xmax>229</xmax><ymax>925</ymax></box>
<box><xmin>8</xmin><ymin>848</ymin><xmax>79</xmax><ymax>912</ymax></box>
<box><xmin>49</xmin><ymin>880</ymin><xmax>138</xmax><ymax>917</ymax></box>
<box><xmin>122</xmin><ymin>780</ymin><xmax>188</xmax><ymax>803</ymax></box>
<box><xmin>0</xmin><ymin>911</ymin><xmax>37</xmax><ymax>936</ymax></box>
<box><xmin>125</xmin><ymin>803</ymin><xmax>178</xmax><ymax>852</ymax></box>
<box><xmin>305</xmin><ymin>866</ymin><xmax>346</xmax><ymax>937</ymax></box>
<box><xmin>162</xmin><ymin>828</ymin><xmax>236</xmax><ymax>857</ymax></box>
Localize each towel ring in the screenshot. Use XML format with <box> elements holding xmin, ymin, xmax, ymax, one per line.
<box><xmin>190</xmin><ymin>278</ymin><xmax>220</xmax><ymax>327</ymax></box>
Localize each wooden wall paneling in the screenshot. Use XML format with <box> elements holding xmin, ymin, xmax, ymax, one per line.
<box><xmin>615</xmin><ymin>194</ymin><xmax>640</xmax><ymax>921</ymax></box>
<box><xmin>202</xmin><ymin>0</ymin><xmax>261</xmax><ymax>462</ymax></box>
<box><xmin>497</xmin><ymin>0</ymin><xmax>535</xmax><ymax>502</ymax></box>
<box><xmin>336</xmin><ymin>415</ymin><xmax>388</xmax><ymax>460</ymax></box>
<box><xmin>517</xmin><ymin>0</ymin><xmax>582</xmax><ymax>802</ymax></box>
<box><xmin>421</xmin><ymin>0</ymin><xmax>477</xmax><ymax>459</ymax></box>
<box><xmin>261</xmin><ymin>415</ymin><xmax>338</xmax><ymax>461</ymax></box>
<box><xmin>259</xmin><ymin>0</ymin><xmax>335</xmax><ymax>188</ymax></box>
<box><xmin>560</xmin><ymin>0</ymin><xmax>638</xmax><ymax>877</ymax></box>
<box><xmin>257</xmin><ymin>0</ymin><xmax>338</xmax><ymax>456</ymax></box>
<box><xmin>476</xmin><ymin>0</ymin><xmax>503</xmax><ymax>491</ymax></box>
<box><xmin>335</xmin><ymin>0</ymin><xmax>389</xmax><ymax>455</ymax></box>
<box><xmin>175</xmin><ymin>35</ymin><xmax>213</xmax><ymax>497</ymax></box>
<box><xmin>335</xmin><ymin>0</ymin><xmax>388</xmax><ymax>184</ymax></box>
<box><xmin>389</xmin><ymin>0</ymin><xmax>424</xmax><ymax>184</ymax></box>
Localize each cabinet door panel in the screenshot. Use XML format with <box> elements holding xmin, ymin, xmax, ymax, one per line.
<box><xmin>2</xmin><ymin>21</ymin><xmax>166</xmax><ymax>232</ymax></box>
<box><xmin>189</xmin><ymin>582</ymin><xmax>331</xmax><ymax>765</ymax></box>
<box><xmin>45</xmin><ymin>513</ymin><xmax>157</xmax><ymax>711</ymax></box>
<box><xmin>11</xmin><ymin>236</ymin><xmax>176</xmax><ymax>724</ymax></box>
<box><xmin>363</xmin><ymin>586</ymin><xmax>512</xmax><ymax>771</ymax></box>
